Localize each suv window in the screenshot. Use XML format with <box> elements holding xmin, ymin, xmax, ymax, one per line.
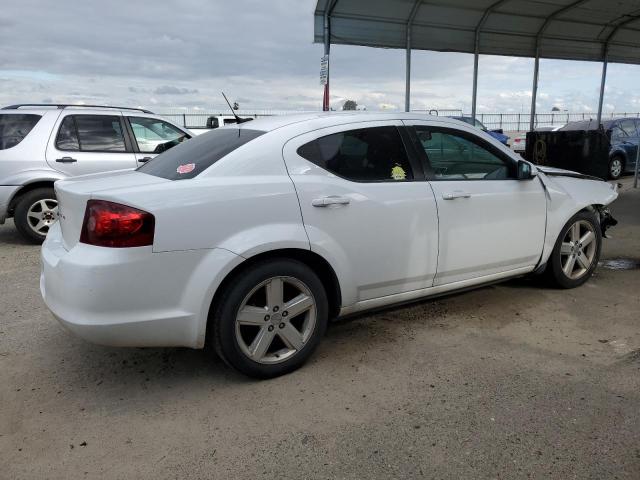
<box><xmin>610</xmin><ymin>125</ymin><xmax>628</xmax><ymax>142</ymax></box>
<box><xmin>618</xmin><ymin>119</ymin><xmax>638</xmax><ymax>137</ymax></box>
<box><xmin>56</xmin><ymin>115</ymin><xmax>126</xmax><ymax>152</ymax></box>
<box><xmin>296</xmin><ymin>126</ymin><xmax>414</xmax><ymax>182</ymax></box>
<box><xmin>412</xmin><ymin>126</ymin><xmax>514</xmax><ymax>180</ymax></box>
<box><xmin>0</xmin><ymin>114</ymin><xmax>41</xmax><ymax>150</ymax></box>
<box><xmin>128</xmin><ymin>117</ymin><xmax>187</xmax><ymax>154</ymax></box>
<box><xmin>138</xmin><ymin>128</ymin><xmax>265</xmax><ymax>180</ymax></box>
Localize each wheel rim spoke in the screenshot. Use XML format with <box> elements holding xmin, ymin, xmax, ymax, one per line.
<box><xmin>237</xmin><ymin>306</ymin><xmax>268</xmax><ymax>326</ymax></box>
<box><xmin>563</xmin><ymin>255</ymin><xmax>577</xmax><ymax>276</ymax></box>
<box><xmin>570</xmin><ymin>223</ymin><xmax>580</xmax><ymax>242</ymax></box>
<box><xmin>278</xmin><ymin>323</ymin><xmax>304</xmax><ymax>350</ymax></box>
<box><xmin>580</xmin><ymin>230</ymin><xmax>595</xmax><ymax>247</ymax></box>
<box><xmin>266</xmin><ymin>278</ymin><xmax>284</xmax><ymax>309</ymax></box>
<box><xmin>249</xmin><ymin>327</ymin><xmax>275</xmax><ymax>360</ymax></box>
<box><xmin>284</xmin><ymin>293</ymin><xmax>313</xmax><ymax>319</ymax></box>
<box><xmin>576</xmin><ymin>254</ymin><xmax>590</xmax><ymax>270</ymax></box>
<box><xmin>560</xmin><ymin>242</ymin><xmax>573</xmax><ymax>255</ymax></box>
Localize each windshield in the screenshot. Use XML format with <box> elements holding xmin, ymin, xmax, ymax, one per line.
<box><xmin>137</xmin><ymin>128</ymin><xmax>265</xmax><ymax>180</ymax></box>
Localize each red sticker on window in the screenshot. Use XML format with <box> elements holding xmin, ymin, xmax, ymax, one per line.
<box><xmin>176</xmin><ymin>163</ymin><xmax>195</xmax><ymax>174</ymax></box>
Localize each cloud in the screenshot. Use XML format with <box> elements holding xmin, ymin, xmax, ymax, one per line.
<box><xmin>153</xmin><ymin>85</ymin><xmax>199</xmax><ymax>95</ymax></box>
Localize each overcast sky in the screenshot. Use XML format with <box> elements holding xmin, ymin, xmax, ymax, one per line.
<box><xmin>1</xmin><ymin>0</ymin><xmax>639</xmax><ymax>114</ymax></box>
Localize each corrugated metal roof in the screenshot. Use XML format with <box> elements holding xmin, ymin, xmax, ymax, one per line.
<box><xmin>314</xmin><ymin>0</ymin><xmax>640</xmax><ymax>64</ymax></box>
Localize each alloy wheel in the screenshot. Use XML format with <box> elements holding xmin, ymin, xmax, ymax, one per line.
<box><xmin>559</xmin><ymin>220</ymin><xmax>597</xmax><ymax>280</ymax></box>
<box><xmin>27</xmin><ymin>199</ymin><xmax>58</xmax><ymax>236</ymax></box>
<box><xmin>235</xmin><ymin>276</ymin><xmax>317</xmax><ymax>364</ymax></box>
<box><xmin>610</xmin><ymin>158</ymin><xmax>622</xmax><ymax>178</ymax></box>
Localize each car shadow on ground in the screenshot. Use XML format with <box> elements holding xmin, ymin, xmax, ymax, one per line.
<box><xmin>45</xmin><ymin>276</ymin><xmax>537</xmax><ymax>394</ymax></box>
<box><xmin>0</xmin><ymin>220</ymin><xmax>37</xmax><ymax>246</ymax></box>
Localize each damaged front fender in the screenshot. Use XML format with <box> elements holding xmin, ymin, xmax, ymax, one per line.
<box><xmin>595</xmin><ymin>205</ymin><xmax>618</xmax><ymax>238</ymax></box>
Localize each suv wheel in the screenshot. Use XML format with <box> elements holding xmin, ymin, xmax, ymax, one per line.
<box><xmin>211</xmin><ymin>259</ymin><xmax>328</xmax><ymax>379</ymax></box>
<box><xmin>14</xmin><ymin>188</ymin><xmax>58</xmax><ymax>243</ymax></box>
<box><xmin>609</xmin><ymin>155</ymin><xmax>624</xmax><ymax>180</ymax></box>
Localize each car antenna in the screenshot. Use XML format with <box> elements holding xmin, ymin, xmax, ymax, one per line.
<box><xmin>221</xmin><ymin>92</ymin><xmax>249</xmax><ymax>124</ymax></box>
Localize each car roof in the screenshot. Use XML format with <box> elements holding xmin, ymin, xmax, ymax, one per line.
<box><xmin>237</xmin><ymin>111</ymin><xmax>461</xmax><ymax>133</ymax></box>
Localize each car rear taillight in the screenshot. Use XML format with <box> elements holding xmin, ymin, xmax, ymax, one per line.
<box><xmin>80</xmin><ymin>200</ymin><xmax>154</xmax><ymax>248</ymax></box>
<box><xmin>514</xmin><ymin>138</ymin><xmax>522</xmax><ymax>143</ymax></box>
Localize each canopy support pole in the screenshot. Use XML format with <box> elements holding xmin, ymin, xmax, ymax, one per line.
<box><xmin>404</xmin><ymin>1</ymin><xmax>421</xmax><ymax>113</ymax></box>
<box><xmin>322</xmin><ymin>9</ymin><xmax>331</xmax><ymax>111</ymax></box>
<box><xmin>405</xmin><ymin>26</ymin><xmax>411</xmax><ymax>112</ymax></box>
<box><xmin>471</xmin><ymin>52</ymin><xmax>479</xmax><ymax>122</ymax></box>
<box><xmin>529</xmin><ymin>53</ymin><xmax>539</xmax><ymax>131</ymax></box>
<box><xmin>596</xmin><ymin>55</ymin><xmax>608</xmax><ymax>126</ymax></box>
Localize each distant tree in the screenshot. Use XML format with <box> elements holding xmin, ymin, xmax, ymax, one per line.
<box><xmin>551</xmin><ymin>106</ymin><xmax>560</xmax><ymax>111</ymax></box>
<box><xmin>342</xmin><ymin>100</ymin><xmax>357</xmax><ymax>111</ymax></box>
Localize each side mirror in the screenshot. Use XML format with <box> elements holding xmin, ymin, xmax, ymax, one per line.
<box><xmin>517</xmin><ymin>160</ymin><xmax>536</xmax><ymax>180</ymax></box>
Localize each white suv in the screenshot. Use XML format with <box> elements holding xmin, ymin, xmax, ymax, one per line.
<box><xmin>0</xmin><ymin>104</ymin><xmax>192</xmax><ymax>242</ymax></box>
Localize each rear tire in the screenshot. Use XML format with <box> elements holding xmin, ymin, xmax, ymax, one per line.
<box><xmin>14</xmin><ymin>188</ymin><xmax>58</xmax><ymax>244</ymax></box>
<box><xmin>609</xmin><ymin>155</ymin><xmax>624</xmax><ymax>180</ymax></box>
<box><xmin>210</xmin><ymin>259</ymin><xmax>328</xmax><ymax>379</ymax></box>
<box><xmin>547</xmin><ymin>211</ymin><xmax>602</xmax><ymax>289</ymax></box>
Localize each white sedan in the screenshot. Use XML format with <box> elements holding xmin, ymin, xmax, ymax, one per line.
<box><xmin>41</xmin><ymin>113</ymin><xmax>618</xmax><ymax>378</ymax></box>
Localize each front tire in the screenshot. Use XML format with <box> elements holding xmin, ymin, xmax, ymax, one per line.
<box><xmin>211</xmin><ymin>259</ymin><xmax>328</xmax><ymax>379</ymax></box>
<box><xmin>547</xmin><ymin>211</ymin><xmax>602</xmax><ymax>288</ymax></box>
<box><xmin>14</xmin><ymin>188</ymin><xmax>58</xmax><ymax>243</ymax></box>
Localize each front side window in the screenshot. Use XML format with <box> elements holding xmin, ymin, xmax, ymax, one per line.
<box><xmin>296</xmin><ymin>126</ymin><xmax>414</xmax><ymax>182</ymax></box>
<box><xmin>56</xmin><ymin>115</ymin><xmax>126</xmax><ymax>152</ymax></box>
<box><xmin>129</xmin><ymin>117</ymin><xmax>187</xmax><ymax>154</ymax></box>
<box><xmin>610</xmin><ymin>125</ymin><xmax>628</xmax><ymax>142</ymax></box>
<box><xmin>412</xmin><ymin>126</ymin><xmax>514</xmax><ymax>180</ymax></box>
<box><xmin>619</xmin><ymin>119</ymin><xmax>638</xmax><ymax>137</ymax></box>
<box><xmin>0</xmin><ymin>114</ymin><xmax>41</xmax><ymax>150</ymax></box>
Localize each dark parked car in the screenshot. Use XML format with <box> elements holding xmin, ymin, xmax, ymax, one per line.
<box><xmin>450</xmin><ymin>116</ymin><xmax>510</xmax><ymax>146</ymax></box>
<box><xmin>560</xmin><ymin>117</ymin><xmax>639</xmax><ymax>179</ymax></box>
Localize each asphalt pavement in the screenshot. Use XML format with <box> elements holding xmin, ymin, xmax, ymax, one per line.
<box><xmin>1</xmin><ymin>178</ymin><xmax>639</xmax><ymax>479</ymax></box>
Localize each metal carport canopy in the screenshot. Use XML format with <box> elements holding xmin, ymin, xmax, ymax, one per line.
<box><xmin>314</xmin><ymin>0</ymin><xmax>640</xmax><ymax>127</ymax></box>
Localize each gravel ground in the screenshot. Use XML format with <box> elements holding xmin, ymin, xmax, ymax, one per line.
<box><xmin>1</xmin><ymin>178</ymin><xmax>639</xmax><ymax>480</ymax></box>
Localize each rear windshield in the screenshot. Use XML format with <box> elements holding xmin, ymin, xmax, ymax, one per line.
<box><xmin>138</xmin><ymin>128</ymin><xmax>265</xmax><ymax>180</ymax></box>
<box><xmin>0</xmin><ymin>114</ymin><xmax>42</xmax><ymax>150</ymax></box>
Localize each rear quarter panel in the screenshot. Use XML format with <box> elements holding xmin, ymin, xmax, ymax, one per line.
<box><xmin>93</xmin><ymin>135</ymin><xmax>310</xmax><ymax>255</ymax></box>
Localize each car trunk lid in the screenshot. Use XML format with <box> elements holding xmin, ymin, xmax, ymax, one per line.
<box><xmin>54</xmin><ymin>170</ymin><xmax>168</xmax><ymax>250</ymax></box>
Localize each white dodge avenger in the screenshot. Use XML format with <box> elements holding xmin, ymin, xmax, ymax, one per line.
<box><xmin>41</xmin><ymin>113</ymin><xmax>618</xmax><ymax>378</ymax></box>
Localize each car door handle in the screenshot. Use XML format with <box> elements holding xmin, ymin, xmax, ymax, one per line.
<box><xmin>138</xmin><ymin>157</ymin><xmax>152</xmax><ymax>163</ymax></box>
<box><xmin>311</xmin><ymin>195</ymin><xmax>351</xmax><ymax>207</ymax></box>
<box><xmin>442</xmin><ymin>191</ymin><xmax>471</xmax><ymax>200</ymax></box>
<box><xmin>55</xmin><ymin>156</ymin><xmax>77</xmax><ymax>163</ymax></box>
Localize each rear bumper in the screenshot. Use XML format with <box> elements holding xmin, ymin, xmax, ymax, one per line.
<box><xmin>40</xmin><ymin>222</ymin><xmax>243</xmax><ymax>348</ymax></box>
<box><xmin>0</xmin><ymin>185</ymin><xmax>21</xmax><ymax>223</ymax></box>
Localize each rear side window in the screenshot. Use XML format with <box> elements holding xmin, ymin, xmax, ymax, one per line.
<box><xmin>296</xmin><ymin>126</ymin><xmax>414</xmax><ymax>182</ymax></box>
<box><xmin>56</xmin><ymin>115</ymin><xmax>126</xmax><ymax>152</ymax></box>
<box><xmin>137</xmin><ymin>128</ymin><xmax>265</xmax><ymax>180</ymax></box>
<box><xmin>0</xmin><ymin>114</ymin><xmax>41</xmax><ymax>150</ymax></box>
